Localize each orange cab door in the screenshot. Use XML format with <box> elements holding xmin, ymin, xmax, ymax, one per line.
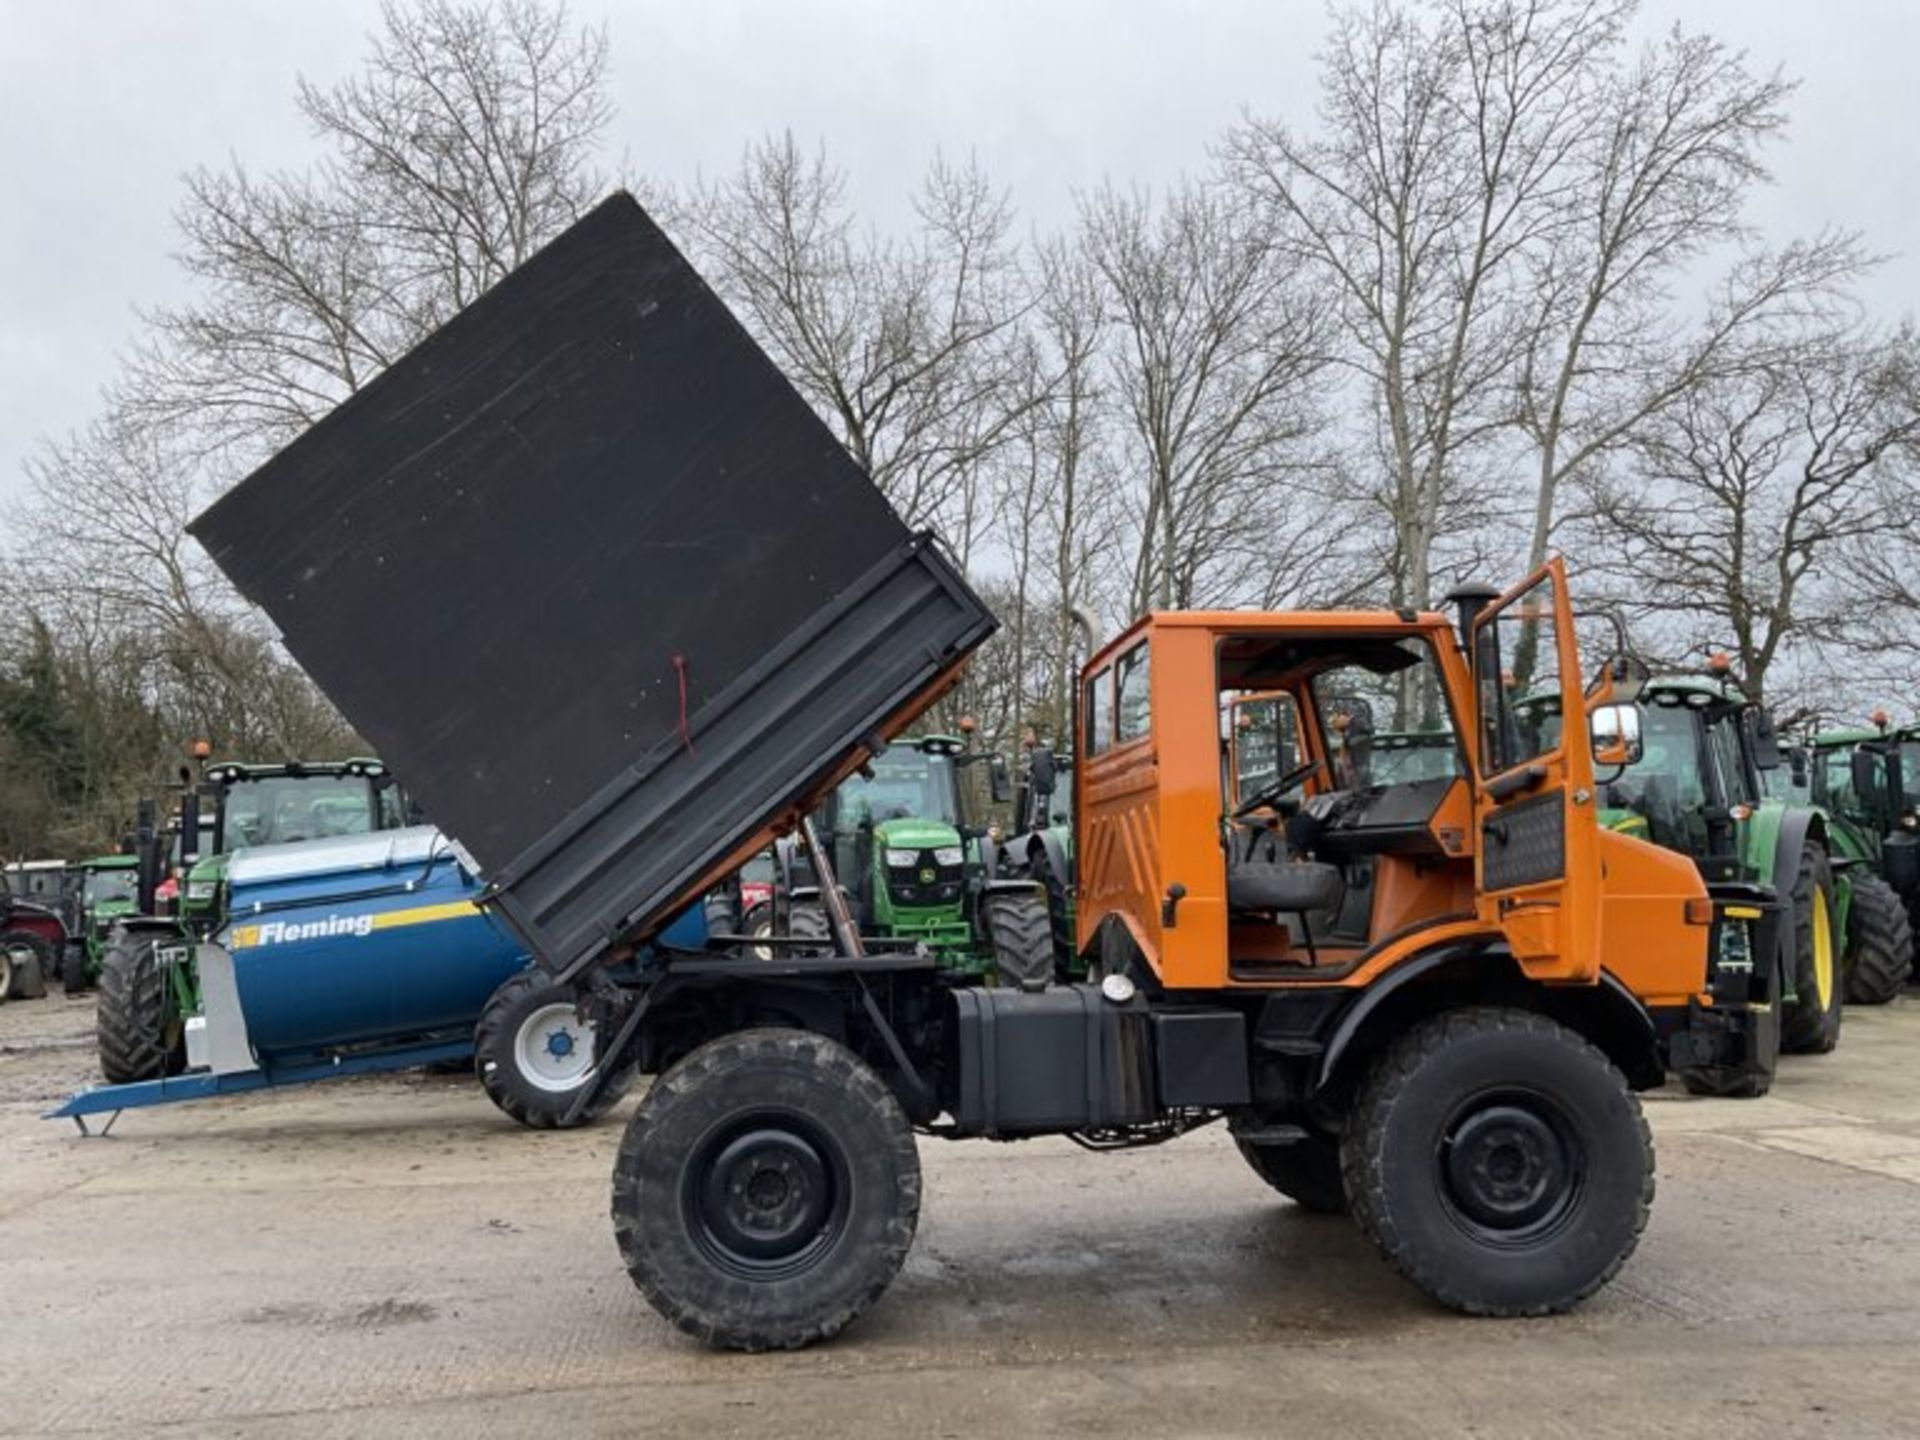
<box><xmin>1465</xmin><ymin>557</ymin><xmax>1603</xmax><ymax>981</ymax></box>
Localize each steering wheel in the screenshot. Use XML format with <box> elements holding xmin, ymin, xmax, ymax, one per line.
<box><xmin>1233</xmin><ymin>758</ymin><xmax>1328</xmax><ymax>819</ymax></box>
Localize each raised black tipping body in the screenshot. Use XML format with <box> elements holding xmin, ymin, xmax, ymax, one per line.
<box><xmin>189</xmin><ymin>192</ymin><xmax>996</xmax><ymax>977</ymax></box>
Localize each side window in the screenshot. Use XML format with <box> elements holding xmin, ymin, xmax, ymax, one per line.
<box><xmin>1474</xmin><ymin>572</ymin><xmax>1566</xmax><ymax>776</ymax></box>
<box><xmin>1085</xmin><ymin>666</ymin><xmax>1114</xmax><ymax>757</ymax></box>
<box><xmin>1116</xmin><ymin>642</ymin><xmax>1151</xmax><ymax>744</ymax></box>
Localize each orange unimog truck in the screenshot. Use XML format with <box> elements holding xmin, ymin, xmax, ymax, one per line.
<box><xmin>189</xmin><ymin>195</ymin><xmax>1773</xmax><ymax>1355</ymax></box>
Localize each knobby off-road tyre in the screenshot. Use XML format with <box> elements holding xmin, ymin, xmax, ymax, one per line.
<box><xmin>611</xmin><ymin>1028</ymin><xmax>921</xmax><ymax>1352</ymax></box>
<box><xmin>1028</xmin><ymin>847</ymin><xmax>1078</xmax><ymax>978</ymax></box>
<box><xmin>1843</xmin><ymin>871</ymin><xmax>1914</xmax><ymax>1005</ymax></box>
<box><xmin>984</xmin><ymin>887</ymin><xmax>1054</xmax><ymax>991</ymax></box>
<box><xmin>1781</xmin><ymin>847</ymin><xmax>1843</xmax><ymax>1054</ymax></box>
<box><xmin>0</xmin><ymin>931</ymin><xmax>52</xmax><ymax>1001</ymax></box>
<box><xmin>95</xmin><ymin>931</ymin><xmax>186</xmax><ymax>1083</ymax></box>
<box><xmin>475</xmin><ymin>971</ymin><xmax>633</xmax><ymax>1129</ymax></box>
<box><xmin>1236</xmin><ymin>1132</ymin><xmax>1348</xmax><ymax>1214</ymax></box>
<box><xmin>1342</xmin><ymin>1008</ymin><xmax>1653</xmax><ymax>1317</ymax></box>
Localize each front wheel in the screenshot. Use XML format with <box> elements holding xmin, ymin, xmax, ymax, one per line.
<box><xmin>611</xmin><ymin>1028</ymin><xmax>921</xmax><ymax>1352</ymax></box>
<box><xmin>96</xmin><ymin>932</ymin><xmax>187</xmax><ymax>1083</ymax></box>
<box><xmin>1342</xmin><ymin>1008</ymin><xmax>1652</xmax><ymax>1316</ymax></box>
<box><xmin>0</xmin><ymin>931</ymin><xmax>52</xmax><ymax>1001</ymax></box>
<box><xmin>475</xmin><ymin>971</ymin><xmax>631</xmax><ymax>1129</ymax></box>
<box><xmin>1780</xmin><ymin>848</ymin><xmax>1843</xmax><ymax>1054</ymax></box>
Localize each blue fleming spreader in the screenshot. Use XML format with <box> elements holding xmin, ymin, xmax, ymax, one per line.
<box><xmin>48</xmin><ymin>826</ymin><xmax>704</xmax><ymax>1132</ymax></box>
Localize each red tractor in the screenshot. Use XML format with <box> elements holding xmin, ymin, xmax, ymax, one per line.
<box><xmin>0</xmin><ymin>892</ymin><xmax>66</xmax><ymax>1000</ymax></box>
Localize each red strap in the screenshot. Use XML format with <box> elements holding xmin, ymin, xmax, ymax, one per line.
<box><xmin>671</xmin><ymin>653</ymin><xmax>697</xmax><ymax>757</ymax></box>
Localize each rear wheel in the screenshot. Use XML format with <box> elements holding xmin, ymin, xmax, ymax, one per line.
<box><xmin>1781</xmin><ymin>847</ymin><xmax>1843</xmax><ymax>1054</ymax></box>
<box><xmin>475</xmin><ymin>971</ymin><xmax>631</xmax><ymax>1128</ymax></box>
<box><xmin>1844</xmin><ymin>871</ymin><xmax>1913</xmax><ymax>1005</ymax></box>
<box><xmin>1236</xmin><ymin>1131</ymin><xmax>1347</xmax><ymax>1214</ymax></box>
<box><xmin>1342</xmin><ymin>1008</ymin><xmax>1652</xmax><ymax>1316</ymax></box>
<box><xmin>983</xmin><ymin>887</ymin><xmax>1053</xmax><ymax>991</ymax></box>
<box><xmin>611</xmin><ymin>1028</ymin><xmax>920</xmax><ymax>1352</ymax></box>
<box><xmin>95</xmin><ymin>931</ymin><xmax>187</xmax><ymax>1083</ymax></box>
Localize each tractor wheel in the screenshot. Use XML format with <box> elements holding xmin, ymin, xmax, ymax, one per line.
<box><xmin>1780</xmin><ymin>847</ymin><xmax>1844</xmax><ymax>1054</ymax></box>
<box><xmin>1236</xmin><ymin>1132</ymin><xmax>1348</xmax><ymax>1214</ymax></box>
<box><xmin>475</xmin><ymin>971</ymin><xmax>633</xmax><ymax>1129</ymax></box>
<box><xmin>60</xmin><ymin>941</ymin><xmax>90</xmax><ymax>996</ymax></box>
<box><xmin>983</xmin><ymin>887</ymin><xmax>1053</xmax><ymax>991</ymax></box>
<box><xmin>95</xmin><ymin>932</ymin><xmax>187</xmax><ymax>1083</ymax></box>
<box><xmin>1029</xmin><ymin>847</ymin><xmax>1078</xmax><ymax>977</ymax></box>
<box><xmin>1844</xmin><ymin>871</ymin><xmax>1914</xmax><ymax>1005</ymax></box>
<box><xmin>0</xmin><ymin>947</ymin><xmax>10</xmax><ymax>1003</ymax></box>
<box><xmin>0</xmin><ymin>931</ymin><xmax>52</xmax><ymax>1000</ymax></box>
<box><xmin>1342</xmin><ymin>1008</ymin><xmax>1652</xmax><ymax>1316</ymax></box>
<box><xmin>741</xmin><ymin>902</ymin><xmax>776</xmax><ymax>960</ymax></box>
<box><xmin>783</xmin><ymin>903</ymin><xmax>833</xmax><ymax>956</ymax></box>
<box><xmin>611</xmin><ymin>1028</ymin><xmax>921</xmax><ymax>1351</ymax></box>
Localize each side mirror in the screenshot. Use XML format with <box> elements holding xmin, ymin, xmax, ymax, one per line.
<box><xmin>989</xmin><ymin>753</ymin><xmax>1012</xmax><ymax>806</ymax></box>
<box><xmin>1751</xmin><ymin>709</ymin><xmax>1782</xmax><ymax>771</ymax></box>
<box><xmin>1589</xmin><ymin>703</ymin><xmax>1643</xmax><ymax>768</ymax></box>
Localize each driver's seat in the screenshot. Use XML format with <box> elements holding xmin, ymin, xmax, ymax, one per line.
<box><xmin>1226</xmin><ymin>824</ymin><xmax>1345</xmax><ymax>962</ymax></box>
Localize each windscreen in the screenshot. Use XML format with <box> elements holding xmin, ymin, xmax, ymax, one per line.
<box><xmin>224</xmin><ymin>778</ymin><xmax>377</xmax><ymax>847</ymax></box>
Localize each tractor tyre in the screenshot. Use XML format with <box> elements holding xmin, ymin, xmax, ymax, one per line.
<box><xmin>475</xmin><ymin>971</ymin><xmax>633</xmax><ymax>1129</ymax></box>
<box><xmin>783</xmin><ymin>903</ymin><xmax>833</xmax><ymax>957</ymax></box>
<box><xmin>1342</xmin><ymin>1007</ymin><xmax>1652</xmax><ymax>1317</ymax></box>
<box><xmin>95</xmin><ymin>932</ymin><xmax>187</xmax><ymax>1083</ymax></box>
<box><xmin>611</xmin><ymin>1027</ymin><xmax>921</xmax><ymax>1352</ymax></box>
<box><xmin>0</xmin><ymin>947</ymin><xmax>10</xmax><ymax>1004</ymax></box>
<box><xmin>0</xmin><ymin>931</ymin><xmax>51</xmax><ymax>1000</ymax></box>
<box><xmin>1029</xmin><ymin>847</ymin><xmax>1078</xmax><ymax>978</ymax></box>
<box><xmin>61</xmin><ymin>941</ymin><xmax>90</xmax><ymax>996</ymax></box>
<box><xmin>983</xmin><ymin>887</ymin><xmax>1054</xmax><ymax>991</ymax></box>
<box><xmin>1236</xmin><ymin>1132</ymin><xmax>1348</xmax><ymax>1214</ymax></box>
<box><xmin>1780</xmin><ymin>847</ymin><xmax>1844</xmax><ymax>1054</ymax></box>
<box><xmin>1843</xmin><ymin>871</ymin><xmax>1913</xmax><ymax>1005</ymax></box>
<box><xmin>741</xmin><ymin>902</ymin><xmax>776</xmax><ymax>961</ymax></box>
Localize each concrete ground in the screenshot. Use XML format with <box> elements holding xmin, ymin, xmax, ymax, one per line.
<box><xmin>3</xmin><ymin>993</ymin><xmax>1920</xmax><ymax>1439</ymax></box>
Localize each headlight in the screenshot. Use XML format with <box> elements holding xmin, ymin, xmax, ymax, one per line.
<box><xmin>186</xmin><ymin>880</ymin><xmax>218</xmax><ymax>901</ymax></box>
<box><xmin>884</xmin><ymin>849</ymin><xmax>918</xmax><ymax>868</ymax></box>
<box><xmin>933</xmin><ymin>847</ymin><xmax>965</xmax><ymax>867</ymax></box>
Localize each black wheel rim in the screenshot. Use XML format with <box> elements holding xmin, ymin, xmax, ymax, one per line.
<box><xmin>1435</xmin><ymin>1087</ymin><xmax>1586</xmax><ymax>1246</ymax></box>
<box><xmin>682</xmin><ymin>1109</ymin><xmax>851</xmax><ymax>1281</ymax></box>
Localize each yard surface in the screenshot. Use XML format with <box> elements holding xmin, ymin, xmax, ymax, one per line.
<box><xmin>4</xmin><ymin>990</ymin><xmax>1919</xmax><ymax>1438</ymax></box>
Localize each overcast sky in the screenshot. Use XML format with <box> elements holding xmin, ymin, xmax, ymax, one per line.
<box><xmin>2</xmin><ymin>0</ymin><xmax>1914</xmax><ymax>516</ymax></box>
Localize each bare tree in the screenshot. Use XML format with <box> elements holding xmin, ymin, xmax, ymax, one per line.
<box><xmin>1227</xmin><ymin>0</ymin><xmax>1626</xmax><ymax>605</ymax></box>
<box><xmin>1078</xmin><ymin>179</ymin><xmax>1329</xmax><ymax>614</ymax></box>
<box><xmin>1575</xmin><ymin>323</ymin><xmax>1920</xmax><ymax>702</ymax></box>
<box><xmin>128</xmin><ymin>0</ymin><xmax>611</xmax><ymax>457</ymax></box>
<box><xmin>668</xmin><ymin>134</ymin><xmax>1037</xmax><ymax>554</ymax></box>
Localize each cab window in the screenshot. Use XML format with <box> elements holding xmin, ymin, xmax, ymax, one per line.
<box><xmin>1474</xmin><ymin>572</ymin><xmax>1566</xmax><ymax>775</ymax></box>
<box><xmin>1116</xmin><ymin>642</ymin><xmax>1151</xmax><ymax>744</ymax></box>
<box><xmin>1309</xmin><ymin>641</ymin><xmax>1463</xmax><ymax>788</ymax></box>
<box><xmin>1085</xmin><ymin>666</ymin><xmax>1114</xmax><ymax>757</ymax></box>
<box><xmin>1227</xmin><ymin>694</ymin><xmax>1301</xmax><ymax>806</ymax></box>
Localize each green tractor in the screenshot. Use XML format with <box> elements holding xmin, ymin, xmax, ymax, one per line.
<box><xmin>1787</xmin><ymin>716</ymin><xmax>1920</xmax><ymax>1002</ymax></box>
<box><xmin>783</xmin><ymin>734</ymin><xmax>1055</xmax><ymax>987</ymax></box>
<box><xmin>96</xmin><ymin>758</ymin><xmax>409</xmax><ymax>1083</ymax></box>
<box><xmin>62</xmin><ymin>854</ymin><xmax>140</xmax><ymax>994</ymax></box>
<box><xmin>1591</xmin><ymin>668</ymin><xmax>1899</xmax><ymax>1092</ymax></box>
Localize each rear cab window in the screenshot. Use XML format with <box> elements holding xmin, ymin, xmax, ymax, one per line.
<box><xmin>1116</xmin><ymin>641</ymin><xmax>1151</xmax><ymax>745</ymax></box>
<box><xmin>1085</xmin><ymin>666</ymin><xmax>1114</xmax><ymax>757</ymax></box>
